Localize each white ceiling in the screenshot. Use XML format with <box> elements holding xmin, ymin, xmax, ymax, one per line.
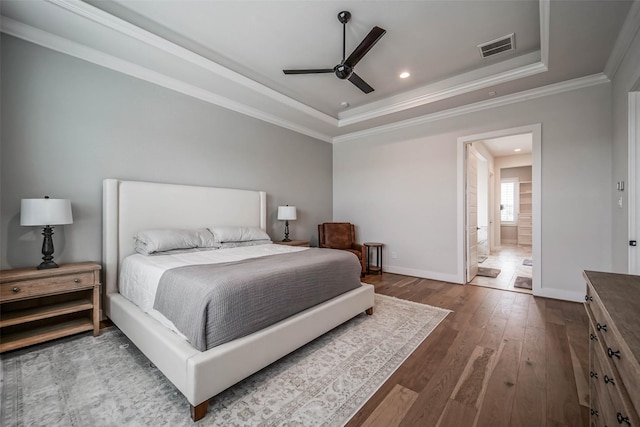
<box><xmin>482</xmin><ymin>133</ymin><xmax>533</xmax><ymax>157</ymax></box>
<box><xmin>1</xmin><ymin>0</ymin><xmax>638</xmax><ymax>143</ymax></box>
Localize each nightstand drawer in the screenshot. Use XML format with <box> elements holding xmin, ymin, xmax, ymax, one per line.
<box><xmin>0</xmin><ymin>272</ymin><xmax>95</xmax><ymax>302</ymax></box>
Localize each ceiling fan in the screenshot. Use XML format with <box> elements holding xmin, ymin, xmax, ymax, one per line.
<box><xmin>283</xmin><ymin>11</ymin><xmax>386</xmax><ymax>94</ymax></box>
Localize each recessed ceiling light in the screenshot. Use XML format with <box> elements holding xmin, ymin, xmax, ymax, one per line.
<box><xmin>340</xmin><ymin>101</ymin><xmax>349</xmax><ymax>108</ymax></box>
<box><xmin>514</xmin><ymin>148</ymin><xmax>521</xmax><ymax>152</ymax></box>
<box><xmin>399</xmin><ymin>72</ymin><xmax>410</xmax><ymax>79</ymax></box>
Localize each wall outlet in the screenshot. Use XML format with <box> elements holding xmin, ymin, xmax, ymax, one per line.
<box><xmin>391</xmin><ymin>251</ymin><xmax>397</xmax><ymax>259</ymax></box>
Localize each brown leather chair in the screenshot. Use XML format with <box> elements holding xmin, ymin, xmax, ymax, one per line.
<box><xmin>318</xmin><ymin>222</ymin><xmax>366</xmax><ymax>276</ymax></box>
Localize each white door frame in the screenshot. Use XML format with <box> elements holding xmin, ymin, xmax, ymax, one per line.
<box><xmin>466</xmin><ymin>143</ymin><xmax>480</xmax><ymax>281</ymax></box>
<box><xmin>457</xmin><ymin>124</ymin><xmax>542</xmax><ymax>292</ymax></box>
<box><xmin>629</xmin><ymin>91</ymin><xmax>640</xmax><ymax>274</ymax></box>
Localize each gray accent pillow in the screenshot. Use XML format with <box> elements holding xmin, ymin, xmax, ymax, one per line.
<box><xmin>134</xmin><ymin>228</ymin><xmax>219</xmax><ymax>255</ymax></box>
<box><xmin>209</xmin><ymin>226</ymin><xmax>271</xmax><ymax>243</ymax></box>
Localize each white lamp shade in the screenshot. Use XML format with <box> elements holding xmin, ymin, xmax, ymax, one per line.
<box><xmin>20</xmin><ymin>198</ymin><xmax>73</xmax><ymax>226</ymax></box>
<box><xmin>277</xmin><ymin>205</ymin><xmax>297</xmax><ymax>221</ymax></box>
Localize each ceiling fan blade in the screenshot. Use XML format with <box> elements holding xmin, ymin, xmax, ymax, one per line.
<box><xmin>348</xmin><ymin>72</ymin><xmax>374</xmax><ymax>94</ymax></box>
<box><xmin>283</xmin><ymin>69</ymin><xmax>334</xmax><ymax>75</ymax></box>
<box><xmin>345</xmin><ymin>26</ymin><xmax>386</xmax><ymax>68</ymax></box>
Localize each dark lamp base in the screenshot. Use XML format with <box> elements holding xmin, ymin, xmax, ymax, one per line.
<box><xmin>37</xmin><ymin>261</ymin><xmax>59</xmax><ymax>270</ymax></box>
<box><xmin>282</xmin><ymin>238</ymin><xmax>292</xmax><ymax>242</ymax></box>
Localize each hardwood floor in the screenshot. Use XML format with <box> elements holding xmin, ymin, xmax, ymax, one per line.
<box><xmin>470</xmin><ymin>244</ymin><xmax>533</xmax><ymax>293</ymax></box>
<box><xmin>347</xmin><ymin>272</ymin><xmax>589</xmax><ymax>427</ymax></box>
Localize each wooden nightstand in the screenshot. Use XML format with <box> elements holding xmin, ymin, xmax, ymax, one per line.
<box><xmin>272</xmin><ymin>240</ymin><xmax>310</xmax><ymax>247</ymax></box>
<box><xmin>0</xmin><ymin>261</ymin><xmax>101</xmax><ymax>353</ymax></box>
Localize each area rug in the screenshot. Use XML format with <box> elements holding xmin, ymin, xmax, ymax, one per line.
<box><xmin>477</xmin><ymin>267</ymin><xmax>501</xmax><ymax>278</ymax></box>
<box><xmin>522</xmin><ymin>259</ymin><xmax>533</xmax><ymax>266</ymax></box>
<box><xmin>514</xmin><ymin>275</ymin><xmax>533</xmax><ymax>290</ymax></box>
<box><xmin>1</xmin><ymin>294</ymin><xmax>450</xmax><ymax>427</ymax></box>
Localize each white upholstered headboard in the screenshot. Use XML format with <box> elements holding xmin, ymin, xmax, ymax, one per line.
<box><xmin>102</xmin><ymin>179</ymin><xmax>267</xmax><ymax>306</ymax></box>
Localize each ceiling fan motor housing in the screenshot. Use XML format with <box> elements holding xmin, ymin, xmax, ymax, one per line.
<box><xmin>338</xmin><ymin>11</ymin><xmax>351</xmax><ymax>24</ymax></box>
<box><xmin>334</xmin><ymin>64</ymin><xmax>352</xmax><ymax>79</ymax></box>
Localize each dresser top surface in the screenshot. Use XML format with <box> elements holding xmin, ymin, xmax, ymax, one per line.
<box><xmin>584</xmin><ymin>270</ymin><xmax>640</xmax><ymax>358</ymax></box>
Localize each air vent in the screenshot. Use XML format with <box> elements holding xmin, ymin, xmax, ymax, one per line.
<box><xmin>478</xmin><ymin>33</ymin><xmax>515</xmax><ymax>58</ymax></box>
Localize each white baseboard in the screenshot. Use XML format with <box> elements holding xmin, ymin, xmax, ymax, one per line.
<box><xmin>381</xmin><ymin>265</ymin><xmax>462</xmax><ymax>284</ymax></box>
<box><xmin>533</xmin><ymin>286</ymin><xmax>586</xmax><ymax>303</ymax></box>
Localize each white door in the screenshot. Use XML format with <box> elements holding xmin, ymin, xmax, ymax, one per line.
<box><xmin>466</xmin><ymin>144</ymin><xmax>479</xmax><ymax>281</ymax></box>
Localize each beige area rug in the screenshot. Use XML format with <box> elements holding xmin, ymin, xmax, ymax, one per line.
<box><xmin>1</xmin><ymin>294</ymin><xmax>450</xmax><ymax>427</ymax></box>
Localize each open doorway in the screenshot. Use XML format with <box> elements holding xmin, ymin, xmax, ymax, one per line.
<box><xmin>458</xmin><ymin>124</ymin><xmax>541</xmax><ymax>294</ymax></box>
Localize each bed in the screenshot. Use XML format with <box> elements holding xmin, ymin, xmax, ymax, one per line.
<box><xmin>102</xmin><ymin>179</ymin><xmax>375</xmax><ymax>421</ymax></box>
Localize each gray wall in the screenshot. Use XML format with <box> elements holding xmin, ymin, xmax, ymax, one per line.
<box><xmin>501</xmin><ymin>166</ymin><xmax>532</xmax><ymax>181</ymax></box>
<box><xmin>1</xmin><ymin>35</ymin><xmax>333</xmax><ymax>269</ymax></box>
<box><xmin>334</xmin><ymin>83</ymin><xmax>613</xmax><ymax>301</ymax></box>
<box><xmin>611</xmin><ymin>24</ymin><xmax>640</xmax><ymax>272</ymax></box>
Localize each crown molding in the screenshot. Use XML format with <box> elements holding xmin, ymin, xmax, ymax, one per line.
<box><xmin>1</xmin><ymin>0</ymin><xmax>599</xmax><ymax>146</ymax></box>
<box><xmin>338</xmin><ymin>0</ymin><xmax>551</xmax><ymax>126</ymax></box>
<box><xmin>0</xmin><ymin>16</ymin><xmax>334</xmax><ymax>143</ymax></box>
<box><xmin>539</xmin><ymin>0</ymin><xmax>550</xmax><ymax>65</ymax></box>
<box><xmin>338</xmin><ymin>54</ymin><xmax>546</xmax><ymax>127</ymax></box>
<box><xmin>604</xmin><ymin>0</ymin><xmax>640</xmax><ymax>79</ymax></box>
<box><xmin>41</xmin><ymin>0</ymin><xmax>552</xmax><ymax>129</ymax></box>
<box><xmin>332</xmin><ymin>73</ymin><xmax>610</xmax><ymax>144</ymax></box>
<box><xmin>46</xmin><ymin>0</ymin><xmax>338</xmax><ymax>128</ymax></box>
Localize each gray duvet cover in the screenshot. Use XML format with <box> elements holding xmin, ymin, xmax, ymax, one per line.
<box><xmin>153</xmin><ymin>248</ymin><xmax>362</xmax><ymax>351</ymax></box>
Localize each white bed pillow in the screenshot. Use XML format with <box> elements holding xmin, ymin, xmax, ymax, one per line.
<box><xmin>134</xmin><ymin>228</ymin><xmax>218</xmax><ymax>255</ymax></box>
<box><xmin>209</xmin><ymin>226</ymin><xmax>271</xmax><ymax>243</ymax></box>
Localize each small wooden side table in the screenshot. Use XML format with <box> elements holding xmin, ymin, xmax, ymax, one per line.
<box><xmin>364</xmin><ymin>242</ymin><xmax>383</xmax><ymax>275</ymax></box>
<box><xmin>272</xmin><ymin>240</ymin><xmax>310</xmax><ymax>247</ymax></box>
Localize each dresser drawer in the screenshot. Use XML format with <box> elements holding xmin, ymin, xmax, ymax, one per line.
<box><xmin>0</xmin><ymin>272</ymin><xmax>96</xmax><ymax>302</ymax></box>
<box><xmin>591</xmin><ymin>337</ymin><xmax>639</xmax><ymax>427</ymax></box>
<box><xmin>586</xmin><ymin>282</ymin><xmax>640</xmax><ymax>416</ymax></box>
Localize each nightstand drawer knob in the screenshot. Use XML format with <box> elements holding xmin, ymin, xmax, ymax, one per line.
<box><xmin>12</xmin><ymin>286</ymin><xmax>20</xmax><ymax>293</ymax></box>
<box><xmin>74</xmin><ymin>278</ymin><xmax>81</xmax><ymax>283</ymax></box>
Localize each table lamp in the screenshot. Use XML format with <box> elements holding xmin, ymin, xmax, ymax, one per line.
<box><xmin>277</xmin><ymin>205</ymin><xmax>297</xmax><ymax>242</ymax></box>
<box><xmin>20</xmin><ymin>196</ymin><xmax>73</xmax><ymax>269</ymax></box>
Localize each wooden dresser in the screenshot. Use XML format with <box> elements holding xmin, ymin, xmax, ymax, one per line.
<box><xmin>584</xmin><ymin>271</ymin><xmax>640</xmax><ymax>427</ymax></box>
<box><xmin>0</xmin><ymin>262</ymin><xmax>101</xmax><ymax>353</ymax></box>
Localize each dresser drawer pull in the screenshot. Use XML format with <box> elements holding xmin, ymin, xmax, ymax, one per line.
<box><xmin>604</xmin><ymin>375</ymin><xmax>615</xmax><ymax>385</ymax></box>
<box><xmin>596</xmin><ymin>323</ymin><xmax>607</xmax><ymax>332</ymax></box>
<box><xmin>589</xmin><ymin>333</ymin><xmax>598</xmax><ymax>341</ymax></box>
<box><xmin>74</xmin><ymin>278</ymin><xmax>81</xmax><ymax>283</ymax></box>
<box><xmin>590</xmin><ymin>409</ymin><xmax>599</xmax><ymax>416</ymax></box>
<box><xmin>607</xmin><ymin>348</ymin><xmax>621</xmax><ymax>359</ymax></box>
<box><xmin>617</xmin><ymin>413</ymin><xmax>631</xmax><ymax>426</ymax></box>
<box><xmin>585</xmin><ymin>295</ymin><xmax>593</xmax><ymax>302</ymax></box>
<box><xmin>590</xmin><ymin>371</ymin><xmax>598</xmax><ymax>379</ymax></box>
<box><xmin>12</xmin><ymin>286</ymin><xmax>20</xmax><ymax>293</ymax></box>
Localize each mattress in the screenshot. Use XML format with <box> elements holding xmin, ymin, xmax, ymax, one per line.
<box><xmin>118</xmin><ymin>244</ymin><xmax>308</xmax><ymax>338</ymax></box>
